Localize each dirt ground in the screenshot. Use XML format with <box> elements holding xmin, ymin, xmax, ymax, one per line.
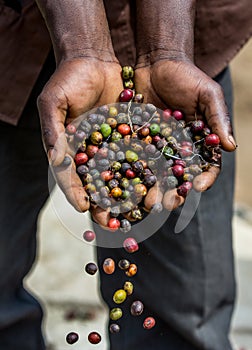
<box><xmin>231</xmin><ymin>39</ymin><xmax>252</xmax><ymax>208</ymax></box>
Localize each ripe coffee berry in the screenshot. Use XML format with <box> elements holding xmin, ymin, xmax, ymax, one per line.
<box><xmin>108</xmin><ymin>218</ymin><xmax>120</xmax><ymax>230</ymax></box>
<box><xmin>74</xmin><ymin>152</ymin><xmax>88</xmax><ymax>165</ymax></box>
<box><xmin>88</xmin><ymin>332</ymin><xmax>101</xmax><ymax>344</ymax></box>
<box><xmin>123</xmin><ymin>237</ymin><xmax>139</xmax><ymax>253</ymax></box>
<box><xmin>205</xmin><ymin>133</ymin><xmax>220</xmax><ymax>146</ymax></box>
<box><xmin>119</xmin><ymin>88</ymin><xmax>134</xmax><ymax>102</ymax></box>
<box><xmin>172</xmin><ymin>165</ymin><xmax>184</xmax><ymax>178</ymax></box>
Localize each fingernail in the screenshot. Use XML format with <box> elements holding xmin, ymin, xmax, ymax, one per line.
<box><xmin>228</xmin><ymin>135</ymin><xmax>238</xmax><ymax>149</ymax></box>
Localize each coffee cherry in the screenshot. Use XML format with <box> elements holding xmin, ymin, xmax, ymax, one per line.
<box><xmin>126</xmin><ymin>169</ymin><xmax>136</xmax><ymax>179</ymax></box>
<box><xmin>100</xmin><ymin>170</ymin><xmax>114</xmax><ymax>182</ymax></box>
<box><xmin>109</xmin><ymin>106</ymin><xmax>118</xmax><ymax>117</ymax></box>
<box><xmin>120</xmin><ymin>219</ymin><xmax>132</xmax><ymax>233</ymax></box>
<box><xmin>86</xmin><ymin>145</ymin><xmax>99</xmax><ymax>158</ymax></box>
<box><xmin>172</xmin><ymin>110</ymin><xmax>184</xmax><ymax>120</ymax></box>
<box><xmin>100</xmin><ymin>123</ymin><xmax>112</xmax><ymax>138</ymax></box>
<box><xmin>117</xmin><ymin>124</ymin><xmax>131</xmax><ymax>136</ymax></box>
<box><xmin>125</xmin><ymin>150</ymin><xmax>138</xmax><ymax>163</ymax></box>
<box><xmin>109</xmin><ymin>323</ymin><xmax>120</xmax><ymax>334</ymax></box>
<box><xmin>143</xmin><ymin>317</ymin><xmax>156</xmax><ymax>330</ymax></box>
<box><xmin>90</xmin><ymin>131</ymin><xmax>103</xmax><ymax>145</ymax></box>
<box><xmin>118</xmin><ymin>259</ymin><xmax>130</xmax><ymax>270</ymax></box>
<box><xmin>177</xmin><ymin>181</ymin><xmax>193</xmax><ymax>197</ymax></box>
<box><xmin>124</xmin><ymin>79</ymin><xmax>134</xmax><ymax>89</ymax></box>
<box><xmin>125</xmin><ymin>263</ymin><xmax>137</xmax><ymax>277</ymax></box>
<box><xmin>66</xmin><ymin>332</ymin><xmax>79</xmax><ymax>344</ymax></box>
<box><xmin>66</xmin><ymin>124</ymin><xmax>76</xmax><ymax>135</ymax></box>
<box><xmin>122</xmin><ymin>65</ymin><xmax>134</xmax><ymax>80</ymax></box>
<box><xmin>149</xmin><ymin>123</ymin><xmax>160</xmax><ymax>136</ymax></box>
<box><xmin>113</xmin><ymin>289</ymin><xmax>127</xmax><ymax>304</ymax></box>
<box><xmin>133</xmin><ymin>93</ymin><xmax>144</xmax><ymax>103</ymax></box>
<box><xmin>124</xmin><ymin>281</ymin><xmax>134</xmax><ymax>295</ymax></box>
<box><xmin>191</xmin><ymin>120</ymin><xmax>205</xmax><ymax>133</ymax></box>
<box><xmin>103</xmin><ymin>258</ymin><xmax>115</xmax><ymax>275</ymax></box>
<box><xmin>205</xmin><ymin>133</ymin><xmax>220</xmax><ymax>146</ymax></box>
<box><xmin>110</xmin><ymin>308</ymin><xmax>123</xmax><ymax>321</ymax></box>
<box><xmin>162</xmin><ymin>108</ymin><xmax>173</xmax><ymax>121</ymax></box>
<box><xmin>108</xmin><ymin>218</ymin><xmax>120</xmax><ymax>230</ymax></box>
<box><xmin>172</xmin><ymin>164</ymin><xmax>184</xmax><ymax>177</ymax></box>
<box><xmin>166</xmin><ymin>175</ymin><xmax>178</xmax><ymax>189</ymax></box>
<box><xmin>74</xmin><ymin>153</ymin><xmax>88</xmax><ymax>165</ymax></box>
<box><xmin>107</xmin><ymin>117</ymin><xmax>117</xmax><ymax>129</ymax></box>
<box><xmin>83</xmin><ymin>230</ymin><xmax>96</xmax><ymax>242</ymax></box>
<box><xmin>130</xmin><ymin>300</ymin><xmax>144</xmax><ymax>316</ymax></box>
<box><xmin>85</xmin><ymin>262</ymin><xmax>98</xmax><ymax>275</ymax></box>
<box><xmin>123</xmin><ymin>237</ymin><xmax>139</xmax><ymax>253</ymax></box>
<box><xmin>119</xmin><ymin>89</ymin><xmax>134</xmax><ymax>102</ymax></box>
<box><xmin>110</xmin><ymin>187</ymin><xmax>122</xmax><ymax>198</ymax></box>
<box><xmin>88</xmin><ymin>332</ymin><xmax>101</xmax><ymax>344</ymax></box>
<box><xmin>134</xmin><ymin>183</ymin><xmax>147</xmax><ymax>196</ymax></box>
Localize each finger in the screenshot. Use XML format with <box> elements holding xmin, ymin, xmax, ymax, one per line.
<box><xmin>144</xmin><ymin>181</ymin><xmax>163</xmax><ymax>212</ymax></box>
<box><xmin>37</xmin><ymin>87</ymin><xmax>67</xmax><ymax>166</ymax></box>
<box><xmin>193</xmin><ymin>165</ymin><xmax>220</xmax><ymax>192</ymax></box>
<box><xmin>90</xmin><ymin>205</ymin><xmax>111</xmax><ymax>230</ymax></box>
<box><xmin>52</xmin><ymin>155</ymin><xmax>90</xmax><ymax>212</ymax></box>
<box><xmin>162</xmin><ymin>188</ymin><xmax>185</xmax><ymax>211</ymax></box>
<box><xmin>198</xmin><ymin>80</ymin><xmax>237</xmax><ymax>152</ymax></box>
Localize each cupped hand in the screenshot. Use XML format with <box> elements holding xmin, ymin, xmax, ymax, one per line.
<box><xmin>37</xmin><ymin>58</ymin><xmax>123</xmax><ymax>215</ymax></box>
<box><xmin>134</xmin><ymin>60</ymin><xmax>237</xmax><ymax>210</ymax></box>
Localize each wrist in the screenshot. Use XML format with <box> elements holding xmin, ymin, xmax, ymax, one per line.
<box><xmin>36</xmin><ymin>0</ymin><xmax>117</xmax><ymax>65</ymax></box>
<box><xmin>56</xmin><ymin>33</ymin><xmax>118</xmax><ymax>64</ymax></box>
<box><xmin>135</xmin><ymin>0</ymin><xmax>195</xmax><ymax>67</ymax></box>
<box><xmin>135</xmin><ymin>49</ymin><xmax>192</xmax><ymax>69</ymax></box>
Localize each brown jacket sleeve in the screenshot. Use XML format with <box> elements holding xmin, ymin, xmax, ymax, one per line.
<box><xmin>0</xmin><ymin>0</ymin><xmax>51</xmax><ymax>125</ymax></box>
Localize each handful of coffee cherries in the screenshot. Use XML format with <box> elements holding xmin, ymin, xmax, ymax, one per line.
<box><xmin>65</xmin><ymin>66</ymin><xmax>221</xmax><ymax>232</ymax></box>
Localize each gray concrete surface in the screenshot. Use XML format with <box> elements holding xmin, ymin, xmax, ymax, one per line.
<box><xmin>25</xmin><ymin>186</ymin><xmax>252</xmax><ymax>350</ymax></box>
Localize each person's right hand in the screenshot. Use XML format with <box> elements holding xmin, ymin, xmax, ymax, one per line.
<box><xmin>37</xmin><ymin>58</ymin><xmax>123</xmax><ymax>218</ymax></box>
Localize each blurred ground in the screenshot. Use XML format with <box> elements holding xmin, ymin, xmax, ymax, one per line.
<box><xmin>231</xmin><ymin>40</ymin><xmax>252</xmax><ymax>208</ymax></box>
<box><xmin>25</xmin><ymin>40</ymin><xmax>252</xmax><ymax>350</ymax></box>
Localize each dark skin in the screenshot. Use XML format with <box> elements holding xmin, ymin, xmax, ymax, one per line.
<box><xmin>36</xmin><ymin>0</ymin><xmax>236</xmax><ymax>228</ymax></box>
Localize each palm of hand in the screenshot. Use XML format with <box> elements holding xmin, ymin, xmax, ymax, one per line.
<box><xmin>37</xmin><ymin>58</ymin><xmax>123</xmax><ymax>213</ymax></box>
<box><xmin>134</xmin><ymin>60</ymin><xmax>232</xmax><ymax>211</ymax></box>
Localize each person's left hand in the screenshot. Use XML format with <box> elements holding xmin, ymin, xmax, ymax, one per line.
<box><xmin>134</xmin><ymin>60</ymin><xmax>236</xmax><ymax>210</ymax></box>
